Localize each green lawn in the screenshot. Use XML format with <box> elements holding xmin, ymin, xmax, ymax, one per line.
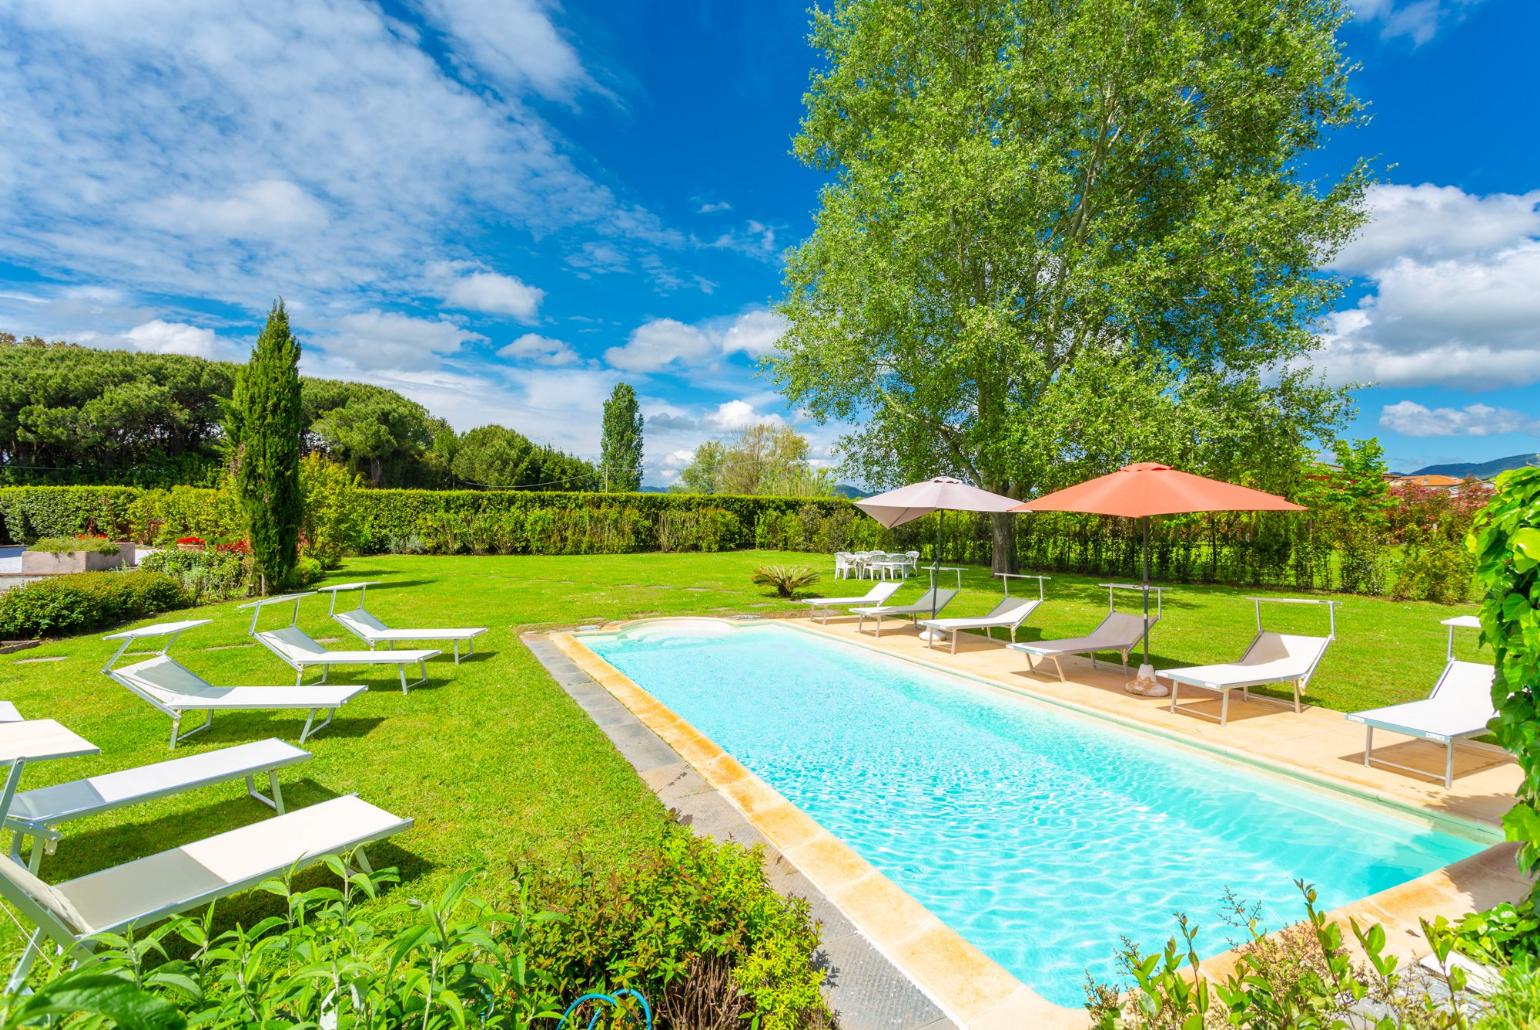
<box><xmin>0</xmin><ymin>550</ymin><xmax>1484</xmax><ymax>967</ymax></box>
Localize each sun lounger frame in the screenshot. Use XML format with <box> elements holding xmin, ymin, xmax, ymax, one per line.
<box><xmin>1165</xmin><ymin>597</ymin><xmax>1337</xmax><ymax>725</ymax></box>
<box><xmin>1348</xmin><ymin>616</ymin><xmax>1495</xmax><ymax>788</ymax></box>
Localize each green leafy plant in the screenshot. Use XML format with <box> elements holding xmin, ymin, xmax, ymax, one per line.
<box><xmin>8</xmin><ymin>859</ymin><xmax>566</xmax><ymax>1028</ymax></box>
<box><xmin>752</xmin><ymin>565</ymin><xmax>821</xmax><ymax>598</ymax></box>
<box><xmin>25</xmin><ymin>535</ymin><xmax>123</xmax><ymax>555</ymax></box>
<box><xmin>299</xmin><ymin>453</ymin><xmax>365</xmax><ymax>569</ymax></box>
<box><xmin>1438</xmin><ymin>898</ymin><xmax>1540</xmax><ymax>966</ymax></box>
<box><xmin>523</xmin><ymin>824</ymin><xmax>831</xmax><ymax>1030</ymax></box>
<box><xmin>0</xmin><ymin>570</ymin><xmax>188</xmax><ymax>638</ymax></box>
<box><xmin>139</xmin><ymin>547</ymin><xmax>251</xmax><ymax>603</ymax></box>
<box><xmin>1086</xmin><ymin>883</ymin><xmax>1474</xmax><ymax>1028</ymax></box>
<box><xmin>1467</xmin><ymin>466</ymin><xmax>1540</xmax><ymax>887</ymax></box>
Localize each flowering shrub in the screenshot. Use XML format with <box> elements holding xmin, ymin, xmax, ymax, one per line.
<box><xmin>175</xmin><ymin>535</ymin><xmax>204</xmax><ymax>546</ymax></box>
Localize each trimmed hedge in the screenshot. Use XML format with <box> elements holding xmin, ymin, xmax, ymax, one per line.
<box><xmin>0</xmin><ymin>570</ymin><xmax>189</xmax><ymax>639</ymax></box>
<box><xmin>0</xmin><ymin>485</ymin><xmax>884</xmax><ymax>556</ymax></box>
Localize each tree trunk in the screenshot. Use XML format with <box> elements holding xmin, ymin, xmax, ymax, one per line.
<box><xmin>989</xmin><ymin>511</ymin><xmax>1016</xmax><ymax>574</ymax></box>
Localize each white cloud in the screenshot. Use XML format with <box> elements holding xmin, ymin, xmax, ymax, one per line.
<box><xmin>136</xmin><ymin>180</ymin><xmax>329</xmax><ymax>240</ymax></box>
<box><xmin>120</xmin><ymin>319</ymin><xmax>222</xmax><ymax>358</ymax></box>
<box><xmin>603</xmin><ymin>308</ymin><xmax>785</xmax><ymax>372</ymax></box>
<box><xmin>1380</xmin><ymin>400</ymin><xmax>1540</xmax><ymax>438</ymax></box>
<box><xmin>1330</xmin><ymin>184</ymin><xmax>1540</xmax><ymax>276</ymax></box>
<box><xmin>1352</xmin><ymin>0</ymin><xmax>1483</xmax><ymax>44</ymax></box>
<box><xmin>498</xmin><ymin>332</ymin><xmax>578</xmax><ymax>366</ymax></box>
<box><xmin>415</xmin><ymin>0</ymin><xmax>593</xmax><ymax>102</ymax></box>
<box><xmin>565</xmin><ymin>241</ymin><xmax>629</xmax><ymax>276</ymax></box>
<box><xmin>696</xmin><ymin>200</ymin><xmax>732</xmax><ymax>214</ymax></box>
<box><xmin>709</xmin><ymin>219</ymin><xmax>780</xmax><ymax>262</ymax></box>
<box><xmin>720</xmin><ymin>309</ymin><xmax>786</xmax><ymax>359</ymax></box>
<box><xmin>703</xmin><ymin>399</ymin><xmax>784</xmax><ymax>432</ymax></box>
<box><xmin>0</xmin><ymin>1</ymin><xmax>659</xmax><ymax>318</ymax></box>
<box><xmin>443</xmin><ymin>271</ymin><xmax>544</xmax><ymax>320</ymax></box>
<box><xmin>1314</xmin><ymin>184</ymin><xmax>1540</xmax><ymax>388</ymax></box>
<box><xmin>604</xmin><ymin>318</ymin><xmax>714</xmax><ymax>372</ymax></box>
<box><xmin>320</xmin><ymin>310</ymin><xmax>485</xmax><ymax>371</ymax></box>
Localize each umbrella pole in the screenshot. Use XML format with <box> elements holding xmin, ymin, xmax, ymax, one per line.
<box><xmin>933</xmin><ymin>510</ymin><xmax>942</xmax><ymax>621</ymax></box>
<box><xmin>1141</xmin><ymin>516</ymin><xmax>1151</xmax><ymax>664</ymax></box>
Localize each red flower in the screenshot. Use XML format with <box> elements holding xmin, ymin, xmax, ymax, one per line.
<box><xmin>176</xmin><ymin>535</ymin><xmax>205</xmax><ymax>545</ymax></box>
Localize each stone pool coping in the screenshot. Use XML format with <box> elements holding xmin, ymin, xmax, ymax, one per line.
<box><xmin>553</xmin><ymin>617</ymin><xmax>1531</xmax><ymax>1028</ymax></box>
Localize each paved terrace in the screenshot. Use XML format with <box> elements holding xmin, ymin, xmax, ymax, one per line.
<box><xmin>547</xmin><ymin>612</ymin><xmax>1531</xmax><ymax>1029</ymax></box>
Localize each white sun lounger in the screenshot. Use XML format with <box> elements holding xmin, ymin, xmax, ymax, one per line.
<box><xmin>1008</xmin><ymin>584</ymin><xmax>1162</xmax><ymax>680</ymax></box>
<box><xmin>799</xmin><ymin>581</ymin><xmax>902</xmax><ymax>624</ymax></box>
<box><xmin>851</xmin><ymin>588</ymin><xmax>959</xmax><ymax>637</ymax></box>
<box><xmin>1163</xmin><ymin>598</ymin><xmax>1337</xmax><ymax>725</ymax></box>
<box><xmin>4</xmin><ymin>738</ymin><xmax>310</xmax><ymax>872</ymax></box>
<box><xmin>1347</xmin><ymin>616</ymin><xmax>1497</xmax><ymax>788</ymax></box>
<box><xmin>103</xmin><ymin>621</ymin><xmax>366</xmax><ymax>747</ymax></box>
<box><xmin>918</xmin><ymin>578</ymin><xmax>1047</xmax><ymax>652</ymax></box>
<box><xmin>318</xmin><ymin>582</ymin><xmax>487</xmax><ymax>663</ymax></box>
<box><xmin>0</xmin><ymin>793</ymin><xmax>411</xmax><ymax>991</ymax></box>
<box><xmin>240</xmin><ymin>594</ymin><xmax>441</xmax><ymax>693</ymax></box>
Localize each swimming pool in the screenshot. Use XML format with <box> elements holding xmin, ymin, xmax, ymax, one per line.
<box><xmin>581</xmin><ymin>619</ymin><xmax>1488</xmax><ymax>1007</ymax></box>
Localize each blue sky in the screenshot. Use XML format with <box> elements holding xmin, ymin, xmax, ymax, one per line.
<box><xmin>0</xmin><ymin>0</ymin><xmax>1535</xmax><ymax>482</ymax></box>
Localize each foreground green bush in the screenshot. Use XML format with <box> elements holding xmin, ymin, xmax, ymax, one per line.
<box><xmin>0</xmin><ymin>570</ymin><xmax>188</xmax><ymax>638</ymax></box>
<box><xmin>4</xmin><ymin>827</ymin><xmax>830</xmax><ymax>1029</ymax></box>
<box><xmin>1086</xmin><ymin>883</ymin><xmax>1536</xmax><ymax>1028</ymax></box>
<box><xmin>523</xmin><ymin>825</ymin><xmax>831</xmax><ymax>1029</ymax></box>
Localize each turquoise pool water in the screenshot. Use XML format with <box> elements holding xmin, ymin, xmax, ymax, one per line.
<box><xmin>582</xmin><ymin>620</ymin><xmax>1487</xmax><ymax>1006</ymax></box>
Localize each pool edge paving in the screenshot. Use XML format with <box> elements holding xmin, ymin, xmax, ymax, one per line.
<box><xmin>521</xmin><ymin>631</ymin><xmax>964</xmax><ymax>1030</ymax></box>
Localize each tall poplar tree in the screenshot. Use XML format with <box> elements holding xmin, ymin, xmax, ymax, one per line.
<box><xmin>775</xmin><ymin>0</ymin><xmax>1368</xmax><ymax>571</ymax></box>
<box><xmin>228</xmin><ymin>301</ymin><xmax>304</xmax><ymax>592</ymax></box>
<box><xmin>599</xmin><ymin>382</ymin><xmax>645</xmax><ymax>492</ymax></box>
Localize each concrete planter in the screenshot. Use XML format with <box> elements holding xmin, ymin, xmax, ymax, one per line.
<box><xmin>20</xmin><ymin>542</ymin><xmax>133</xmax><ymax>575</ymax></box>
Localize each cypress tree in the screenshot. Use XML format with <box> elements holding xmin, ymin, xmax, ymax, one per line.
<box><xmin>229</xmin><ymin>300</ymin><xmax>304</xmax><ymax>592</ymax></box>
<box><xmin>599</xmin><ymin>382</ymin><xmax>644</xmax><ymax>492</ymax></box>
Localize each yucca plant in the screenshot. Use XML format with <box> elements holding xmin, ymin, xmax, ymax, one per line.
<box><xmin>751</xmin><ymin>565</ymin><xmax>820</xmax><ymax>598</ymax></box>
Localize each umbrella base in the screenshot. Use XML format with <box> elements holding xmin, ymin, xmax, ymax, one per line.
<box><xmin>1128</xmin><ymin>663</ymin><xmax>1167</xmax><ymax>697</ymax></box>
<box><xmin>916</xmin><ymin>628</ymin><xmax>946</xmax><ymax>643</ymax></box>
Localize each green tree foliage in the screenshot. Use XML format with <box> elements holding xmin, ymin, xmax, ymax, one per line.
<box><xmin>0</xmin><ymin>336</ymin><xmax>475</xmax><ymax>490</ymax></box>
<box><xmin>449</xmin><ymin>425</ymin><xmax>599</xmax><ymax>491</ymax></box>
<box><xmin>676</xmin><ymin>424</ymin><xmax>835</xmax><ymax>497</ymax></box>
<box><xmin>304</xmin><ymin>380</ymin><xmax>447</xmax><ymax>487</ymax></box>
<box><xmin>775</xmin><ymin>0</ymin><xmax>1366</xmax><ymax>570</ymax></box>
<box><xmin>0</xmin><ymin>333</ymin><xmax>232</xmax><ymax>485</ymax></box>
<box><xmin>1469</xmin><ymin>467</ymin><xmax>1540</xmax><ymax>890</ymax></box>
<box><xmin>599</xmin><ymin>382</ymin><xmax>645</xmax><ymax>492</ymax></box>
<box><xmin>228</xmin><ymin>302</ymin><xmax>304</xmax><ymax>592</ymax></box>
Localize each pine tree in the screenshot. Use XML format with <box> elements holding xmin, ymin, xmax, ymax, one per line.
<box><xmin>229</xmin><ymin>300</ymin><xmax>304</xmax><ymax>592</ymax></box>
<box><xmin>599</xmin><ymin>382</ymin><xmax>644</xmax><ymax>492</ymax></box>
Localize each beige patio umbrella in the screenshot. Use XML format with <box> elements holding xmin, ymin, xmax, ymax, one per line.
<box><xmin>855</xmin><ymin>477</ymin><xmax>1021</xmax><ymax>636</ymax></box>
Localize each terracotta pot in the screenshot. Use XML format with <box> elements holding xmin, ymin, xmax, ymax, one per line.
<box><xmin>176</xmin><ymin>542</ymin><xmax>206</xmax><ymax>553</ymax></box>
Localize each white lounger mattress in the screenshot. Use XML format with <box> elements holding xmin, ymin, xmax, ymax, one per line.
<box><xmin>56</xmin><ymin>795</ymin><xmax>410</xmax><ymax>933</ymax></box>
<box><xmin>118</xmin><ymin>657</ymin><xmax>365</xmax><ymax>709</ymax></box>
<box><xmin>1012</xmin><ymin>633</ymin><xmax>1127</xmax><ymax>656</ymax></box>
<box><xmin>6</xmin><ymin>739</ymin><xmax>308</xmax><ymax>824</ymax></box>
<box><xmin>1347</xmin><ymin>698</ymin><xmax>1492</xmax><ymax>743</ymax></box>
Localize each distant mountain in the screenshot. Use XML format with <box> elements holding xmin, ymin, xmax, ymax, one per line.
<box><xmin>833</xmin><ymin>483</ymin><xmax>864</xmax><ymax>498</ymax></box>
<box><xmin>1409</xmin><ymin>453</ymin><xmax>1539</xmax><ymax>480</ymax></box>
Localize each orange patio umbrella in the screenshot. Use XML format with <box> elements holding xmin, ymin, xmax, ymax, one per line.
<box><xmin>1011</xmin><ymin>463</ymin><xmax>1305</xmax><ymax>677</ymax></box>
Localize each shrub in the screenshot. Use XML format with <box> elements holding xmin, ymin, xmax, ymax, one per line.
<box><xmin>0</xmin><ymin>570</ymin><xmax>188</xmax><ymax>638</ymax></box>
<box><xmin>524</xmin><ymin>825</ymin><xmax>831</xmax><ymax>1030</ymax></box>
<box><xmin>1468</xmin><ymin>466</ymin><xmax>1540</xmax><ymax>887</ymax></box>
<box><xmin>4</xmin><ymin>859</ymin><xmax>566</xmax><ymax>1028</ymax></box>
<box><xmin>752</xmin><ymin>565</ymin><xmax>820</xmax><ymax>598</ymax></box>
<box><xmin>26</xmin><ymin>535</ymin><xmax>122</xmax><ymax>555</ymax></box>
<box><xmin>1086</xmin><ymin>883</ymin><xmax>1477</xmax><ymax>1028</ymax></box>
<box><xmin>299</xmin><ymin>454</ymin><xmax>364</xmax><ymax>569</ymax></box>
<box><xmin>140</xmin><ymin>548</ymin><xmax>251</xmax><ymax>603</ymax></box>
